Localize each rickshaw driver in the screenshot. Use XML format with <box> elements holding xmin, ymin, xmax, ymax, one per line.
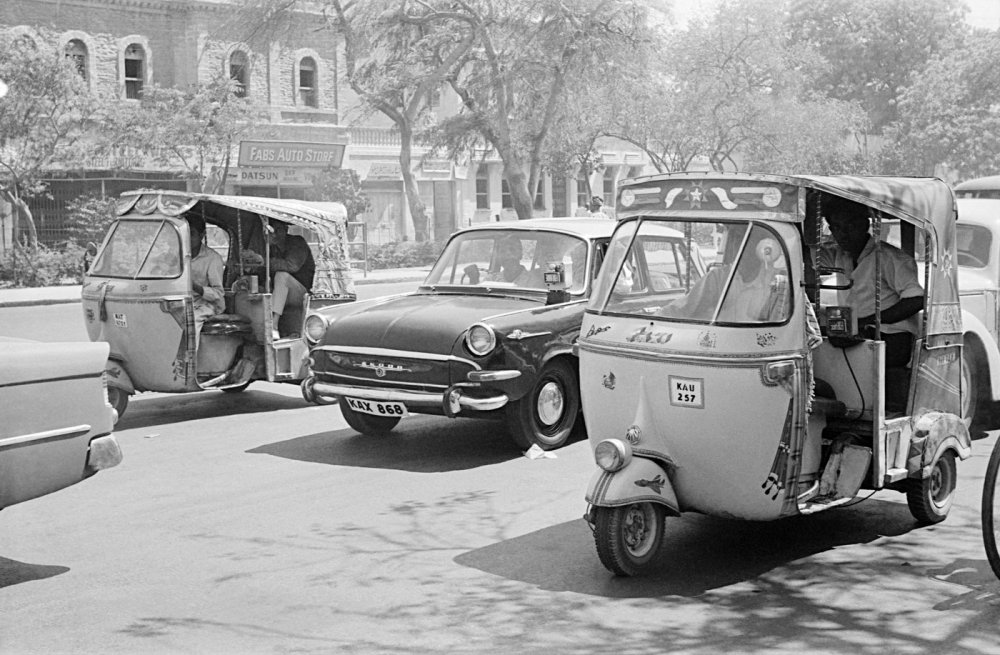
<box><xmin>188</xmin><ymin>216</ymin><xmax>225</xmax><ymax>345</ymax></box>
<box><xmin>243</xmin><ymin>219</ymin><xmax>315</xmax><ymax>339</ymax></box>
<box><xmin>818</xmin><ymin>196</ymin><xmax>924</xmax><ymax>368</ymax></box>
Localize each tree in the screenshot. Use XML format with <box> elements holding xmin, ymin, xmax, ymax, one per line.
<box><xmin>403</xmin><ymin>0</ymin><xmax>648</xmax><ymax>219</ymax></box>
<box><xmin>102</xmin><ymin>75</ymin><xmax>261</xmax><ymax>193</ymax></box>
<box><xmin>0</xmin><ymin>32</ymin><xmax>107</xmax><ymax>248</ymax></box>
<box><xmin>787</xmin><ymin>0</ymin><xmax>969</xmax><ymax>132</ymax></box>
<box><xmin>880</xmin><ymin>30</ymin><xmax>1000</xmax><ymax>179</ymax></box>
<box><xmin>611</xmin><ymin>0</ymin><xmax>868</xmax><ymax>174</ymax></box>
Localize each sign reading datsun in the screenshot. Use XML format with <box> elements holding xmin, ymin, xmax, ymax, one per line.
<box><xmin>238</xmin><ymin>141</ymin><xmax>346</xmax><ymax>168</ymax></box>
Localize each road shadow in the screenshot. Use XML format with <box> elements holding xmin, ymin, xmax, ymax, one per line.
<box><xmin>116</xmin><ymin>388</ymin><xmax>308</xmax><ymax>432</ymax></box>
<box><xmin>0</xmin><ymin>556</ymin><xmax>68</xmax><ymax>588</ymax></box>
<box><xmin>246</xmin><ymin>415</ymin><xmax>522</xmax><ymax>472</ymax></box>
<box><xmin>455</xmin><ymin>498</ymin><xmax>920</xmax><ymax>598</ymax></box>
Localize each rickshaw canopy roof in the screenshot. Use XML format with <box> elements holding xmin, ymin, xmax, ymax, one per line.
<box><xmin>115</xmin><ymin>189</ymin><xmax>355</xmax><ymax>298</ymax></box>
<box><xmin>618</xmin><ymin>173</ymin><xmax>957</xmax><ymax>235</ymax></box>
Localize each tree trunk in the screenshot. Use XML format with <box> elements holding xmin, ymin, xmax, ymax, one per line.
<box><xmin>497</xmin><ymin>152</ymin><xmax>534</xmax><ymax>220</ymax></box>
<box><xmin>398</xmin><ymin>124</ymin><xmax>429</xmax><ymax>241</ymax></box>
<box><xmin>3</xmin><ymin>191</ymin><xmax>37</xmax><ymax>249</ymax></box>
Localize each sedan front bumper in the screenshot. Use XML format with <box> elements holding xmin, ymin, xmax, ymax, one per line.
<box><xmin>306</xmin><ymin>378</ymin><xmax>509</xmax><ymax>415</ymax></box>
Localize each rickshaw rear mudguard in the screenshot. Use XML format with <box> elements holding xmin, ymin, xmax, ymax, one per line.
<box><xmin>105</xmin><ymin>358</ymin><xmax>135</xmax><ymax>394</ymax></box>
<box><xmin>908</xmin><ymin>411</ymin><xmax>972</xmax><ymax>479</ymax></box>
<box><xmin>585</xmin><ymin>458</ymin><xmax>680</xmax><ymax>515</ymax></box>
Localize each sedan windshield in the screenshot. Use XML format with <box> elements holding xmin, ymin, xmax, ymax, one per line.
<box><xmin>425</xmin><ymin>230</ymin><xmax>590</xmax><ymax>293</ymax></box>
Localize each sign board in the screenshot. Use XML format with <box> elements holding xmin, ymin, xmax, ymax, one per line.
<box><xmin>238</xmin><ymin>141</ymin><xmax>345</xmax><ymax>168</ymax></box>
<box><xmin>366</xmin><ymin>162</ymin><xmax>403</xmax><ymax>180</ymax></box>
<box><xmin>226</xmin><ymin>167</ymin><xmax>312</xmax><ymax>187</ymax></box>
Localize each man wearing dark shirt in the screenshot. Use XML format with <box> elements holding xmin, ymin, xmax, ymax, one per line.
<box><xmin>244</xmin><ymin>220</ymin><xmax>315</xmax><ymax>339</ymax></box>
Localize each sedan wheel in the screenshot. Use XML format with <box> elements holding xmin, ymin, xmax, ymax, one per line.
<box><xmin>505</xmin><ymin>359</ymin><xmax>580</xmax><ymax>451</ymax></box>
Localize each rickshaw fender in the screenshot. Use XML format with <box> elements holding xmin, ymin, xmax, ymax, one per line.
<box><xmin>105</xmin><ymin>359</ymin><xmax>135</xmax><ymax>394</ymax></box>
<box><xmin>585</xmin><ymin>458</ymin><xmax>680</xmax><ymax>515</ymax></box>
<box><xmin>909</xmin><ymin>412</ymin><xmax>972</xmax><ymax>478</ymax></box>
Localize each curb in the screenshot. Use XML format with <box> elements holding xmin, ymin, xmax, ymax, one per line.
<box><xmin>0</xmin><ymin>274</ymin><xmax>426</xmax><ymax>309</ymax></box>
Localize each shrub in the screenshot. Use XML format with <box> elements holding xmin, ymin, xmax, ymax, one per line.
<box><xmin>366</xmin><ymin>239</ymin><xmax>444</xmax><ymax>270</ymax></box>
<box><xmin>0</xmin><ymin>242</ymin><xmax>87</xmax><ymax>287</ymax></box>
<box><xmin>64</xmin><ymin>193</ymin><xmax>117</xmax><ymax>246</ymax></box>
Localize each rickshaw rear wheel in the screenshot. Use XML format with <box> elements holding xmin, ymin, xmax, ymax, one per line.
<box><xmin>593</xmin><ymin>503</ymin><xmax>666</xmax><ymax>577</ymax></box>
<box><xmin>906</xmin><ymin>450</ymin><xmax>956</xmax><ymax>524</ymax></box>
<box><xmin>505</xmin><ymin>359</ymin><xmax>580</xmax><ymax>451</ymax></box>
<box><xmin>340</xmin><ymin>400</ymin><xmax>400</xmax><ymax>436</ymax></box>
<box><xmin>107</xmin><ymin>387</ymin><xmax>129</xmax><ymax>419</ymax></box>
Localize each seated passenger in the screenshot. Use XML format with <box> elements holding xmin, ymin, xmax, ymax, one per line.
<box><xmin>188</xmin><ymin>216</ymin><xmax>225</xmax><ymax>346</ymax></box>
<box><xmin>242</xmin><ymin>220</ymin><xmax>315</xmax><ymax>339</ymax></box>
<box><xmin>486</xmin><ymin>236</ymin><xmax>533</xmax><ymax>286</ymax></box>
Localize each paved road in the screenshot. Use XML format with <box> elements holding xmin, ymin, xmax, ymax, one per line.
<box><xmin>3</xmin><ymin>294</ymin><xmax>1000</xmax><ymax>654</ymax></box>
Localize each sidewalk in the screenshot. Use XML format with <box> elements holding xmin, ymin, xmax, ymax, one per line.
<box><xmin>0</xmin><ymin>266</ymin><xmax>431</xmax><ymax>308</ymax></box>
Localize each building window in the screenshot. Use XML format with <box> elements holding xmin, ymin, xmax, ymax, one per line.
<box><xmin>533</xmin><ymin>178</ymin><xmax>545</xmax><ymax>210</ymax></box>
<box><xmin>577</xmin><ymin>173</ymin><xmax>589</xmax><ymax>209</ymax></box>
<box><xmin>65</xmin><ymin>39</ymin><xmax>88</xmax><ymax>81</ymax></box>
<box><xmin>298</xmin><ymin>57</ymin><xmax>317</xmax><ymax>107</ymax></box>
<box><xmin>603</xmin><ymin>169</ymin><xmax>615</xmax><ymax>206</ymax></box>
<box><xmin>476</xmin><ymin>167</ymin><xmax>489</xmax><ymax>209</ymax></box>
<box><xmin>429</xmin><ymin>86</ymin><xmax>441</xmax><ymax>109</ymax></box>
<box><xmin>124</xmin><ymin>43</ymin><xmax>145</xmax><ymax>99</ymax></box>
<box><xmin>230</xmin><ymin>50</ymin><xmax>249</xmax><ymax>98</ymax></box>
<box><xmin>501</xmin><ymin>178</ymin><xmax>512</xmax><ymax>209</ymax></box>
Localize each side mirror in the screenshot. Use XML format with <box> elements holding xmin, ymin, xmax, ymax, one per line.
<box><xmin>82</xmin><ymin>242</ymin><xmax>98</xmax><ymax>273</ymax></box>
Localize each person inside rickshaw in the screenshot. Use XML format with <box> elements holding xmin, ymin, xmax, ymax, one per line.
<box><xmin>242</xmin><ymin>219</ymin><xmax>316</xmax><ymax>339</ymax></box>
<box><xmin>816</xmin><ymin>195</ymin><xmax>924</xmax><ymax>368</ymax></box>
<box><xmin>657</xmin><ymin>224</ymin><xmax>790</xmax><ymax>323</ymax></box>
<box><xmin>188</xmin><ymin>216</ymin><xmax>226</xmax><ymax>345</ymax></box>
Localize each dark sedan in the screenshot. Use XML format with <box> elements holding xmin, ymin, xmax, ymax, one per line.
<box><xmin>301</xmin><ymin>218</ymin><xmax>703</xmax><ymax>449</ymax></box>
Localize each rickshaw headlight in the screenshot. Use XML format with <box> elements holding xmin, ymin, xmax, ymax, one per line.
<box><xmin>595</xmin><ymin>439</ymin><xmax>632</xmax><ymax>472</ymax></box>
<box><xmin>304</xmin><ymin>313</ymin><xmax>329</xmax><ymax>344</ymax></box>
<box><xmin>466</xmin><ymin>323</ymin><xmax>496</xmax><ymax>356</ymax></box>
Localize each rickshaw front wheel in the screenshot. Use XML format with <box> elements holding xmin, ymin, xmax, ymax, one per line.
<box><xmin>906</xmin><ymin>450</ymin><xmax>957</xmax><ymax>524</ymax></box>
<box><xmin>505</xmin><ymin>359</ymin><xmax>580</xmax><ymax>451</ymax></box>
<box><xmin>593</xmin><ymin>503</ymin><xmax>666</xmax><ymax>577</ymax></box>
<box><xmin>107</xmin><ymin>387</ymin><xmax>129</xmax><ymax>419</ymax></box>
<box><xmin>340</xmin><ymin>399</ymin><xmax>400</xmax><ymax>436</ymax></box>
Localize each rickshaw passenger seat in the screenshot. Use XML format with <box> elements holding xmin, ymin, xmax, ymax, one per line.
<box><xmin>811</xmin><ymin>378</ymin><xmax>846</xmax><ymax>418</ymax></box>
<box><xmin>201</xmin><ymin>314</ymin><xmax>253</xmax><ymax>336</ymax></box>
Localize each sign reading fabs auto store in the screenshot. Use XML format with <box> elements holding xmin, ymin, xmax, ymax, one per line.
<box><xmin>238</xmin><ymin>141</ymin><xmax>346</xmax><ymax>168</ymax></box>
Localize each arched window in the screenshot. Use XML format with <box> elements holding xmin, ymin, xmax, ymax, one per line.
<box><xmin>65</xmin><ymin>39</ymin><xmax>88</xmax><ymax>81</ymax></box>
<box><xmin>297</xmin><ymin>56</ymin><xmax>317</xmax><ymax>107</ymax></box>
<box><xmin>124</xmin><ymin>43</ymin><xmax>145</xmax><ymax>99</ymax></box>
<box><xmin>229</xmin><ymin>50</ymin><xmax>249</xmax><ymax>98</ymax></box>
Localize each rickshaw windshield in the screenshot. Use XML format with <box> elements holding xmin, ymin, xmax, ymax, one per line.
<box><xmin>591</xmin><ymin>219</ymin><xmax>792</xmax><ymax>325</ymax></box>
<box><xmin>90</xmin><ymin>219</ymin><xmax>182</xmax><ymax>279</ymax></box>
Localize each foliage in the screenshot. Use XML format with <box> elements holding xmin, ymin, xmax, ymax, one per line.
<box><xmin>0</xmin><ymin>31</ymin><xmax>109</xmax><ymax>245</ymax></box>
<box><xmin>366</xmin><ymin>239</ymin><xmax>443</xmax><ymax>270</ymax></box>
<box><xmin>610</xmin><ymin>0</ymin><xmax>867</xmax><ymax>174</ymax></box>
<box><xmin>305</xmin><ymin>166</ymin><xmax>371</xmax><ymax>220</ymax></box>
<box><xmin>410</xmin><ymin>0</ymin><xmax>649</xmax><ymax>218</ymax></box>
<box><xmin>63</xmin><ymin>193</ymin><xmax>118</xmax><ymax>246</ymax></box>
<box><xmin>880</xmin><ymin>30</ymin><xmax>1000</xmax><ymax>179</ymax></box>
<box><xmin>787</xmin><ymin>0</ymin><xmax>969</xmax><ymax>131</ymax></box>
<box><xmin>0</xmin><ymin>242</ymin><xmax>87</xmax><ymax>287</ymax></box>
<box><xmin>101</xmin><ymin>75</ymin><xmax>262</xmax><ymax>192</ymax></box>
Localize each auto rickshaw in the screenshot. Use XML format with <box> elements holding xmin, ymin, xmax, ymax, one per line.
<box><xmin>82</xmin><ymin>190</ymin><xmax>356</xmax><ymax>417</ymax></box>
<box><xmin>579</xmin><ymin>173</ymin><xmax>978</xmax><ymax>576</ymax></box>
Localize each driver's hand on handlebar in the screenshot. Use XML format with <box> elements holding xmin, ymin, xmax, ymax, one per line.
<box><xmin>858</xmin><ymin>315</ymin><xmax>878</xmax><ymax>338</ymax></box>
<box><xmin>241</xmin><ymin>250</ymin><xmax>264</xmax><ymax>268</ymax></box>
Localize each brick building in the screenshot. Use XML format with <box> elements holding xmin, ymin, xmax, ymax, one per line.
<box><xmin>1</xmin><ymin>0</ymin><xmax>650</xmax><ymax>249</ymax></box>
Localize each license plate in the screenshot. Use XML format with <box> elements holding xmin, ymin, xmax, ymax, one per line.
<box><xmin>345</xmin><ymin>397</ymin><xmax>408</xmax><ymax>417</ymax></box>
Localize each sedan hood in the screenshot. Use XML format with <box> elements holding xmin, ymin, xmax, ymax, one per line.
<box><xmin>323</xmin><ymin>292</ymin><xmax>539</xmax><ymax>353</ymax></box>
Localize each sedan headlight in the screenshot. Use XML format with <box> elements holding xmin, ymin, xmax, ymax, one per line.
<box><xmin>595</xmin><ymin>439</ymin><xmax>632</xmax><ymax>472</ymax></box>
<box><xmin>304</xmin><ymin>313</ymin><xmax>329</xmax><ymax>344</ymax></box>
<box><xmin>465</xmin><ymin>323</ymin><xmax>497</xmax><ymax>356</ymax></box>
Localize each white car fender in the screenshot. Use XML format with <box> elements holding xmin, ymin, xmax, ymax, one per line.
<box><xmin>961</xmin><ymin>309</ymin><xmax>1000</xmax><ymax>403</ymax></box>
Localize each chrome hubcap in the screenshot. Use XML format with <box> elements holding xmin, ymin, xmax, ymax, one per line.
<box><xmin>536</xmin><ymin>381</ymin><xmax>564</xmax><ymax>426</ymax></box>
